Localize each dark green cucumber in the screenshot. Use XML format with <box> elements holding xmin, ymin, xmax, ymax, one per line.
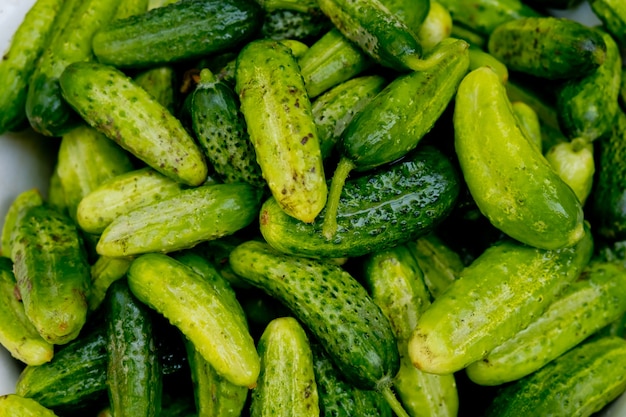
<box><xmin>590</xmin><ymin>0</ymin><xmax>626</xmax><ymax>47</ymax></box>
<box><xmin>260</xmin><ymin>145</ymin><xmax>460</xmax><ymax>259</ymax></box>
<box><xmin>487</xmin><ymin>16</ymin><xmax>607</xmax><ymax>80</ymax></box>
<box><xmin>261</xmin><ymin>9</ymin><xmax>332</xmax><ymax>42</ymax></box>
<box><xmin>92</xmin><ymin>0</ymin><xmax>263</xmax><ymax>68</ymax></box>
<box><xmin>0</xmin><ymin>394</ymin><xmax>60</xmax><ymax>416</ymax></box>
<box><xmin>1</xmin><ymin>188</ymin><xmax>43</xmax><ymax>257</ymax></box>
<box><xmin>484</xmin><ymin>336</ymin><xmax>626</xmax><ymax>417</ymax></box>
<box><xmin>11</xmin><ymin>205</ymin><xmax>90</xmax><ymax>345</ymax></box>
<box><xmin>26</xmin><ymin>0</ymin><xmax>122</xmax><ymax>136</ymax></box>
<box><xmin>190</xmin><ymin>68</ymin><xmax>264</xmax><ymax>187</ymax></box>
<box><xmin>408</xmin><ymin>228</ymin><xmax>593</xmax><ymax>375</ymax></box>
<box><xmin>525</xmin><ymin>0</ymin><xmax>583</xmax><ymax>9</ymax></box>
<box><xmin>104</xmin><ymin>279</ymin><xmax>162</xmax><ymax>417</ymax></box>
<box><xmin>0</xmin><ymin>0</ymin><xmax>65</xmax><ymax>133</ymax></box>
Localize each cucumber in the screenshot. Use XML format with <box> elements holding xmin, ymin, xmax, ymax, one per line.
<box><xmin>26</xmin><ymin>0</ymin><xmax>123</xmax><ymax>136</ymax></box>
<box><xmin>235</xmin><ymin>39</ymin><xmax>327</xmax><ymax>223</ymax></box>
<box><xmin>260</xmin><ymin>145</ymin><xmax>460</xmax><ymax>259</ymax></box>
<box><xmin>261</xmin><ymin>9</ymin><xmax>332</xmax><ymax>42</ymax></box>
<box><xmin>0</xmin><ymin>257</ymin><xmax>53</xmax><ymax>366</ymax></box>
<box><xmin>416</xmin><ymin>0</ymin><xmax>452</xmax><ymax>51</ymax></box>
<box><xmin>250</xmin><ymin>317</ymin><xmax>320</xmax><ymax>417</ymax></box>
<box><xmin>0</xmin><ymin>0</ymin><xmax>65</xmax><ymax>133</ymax></box>
<box><xmin>256</xmin><ymin>0</ymin><xmax>321</xmax><ymax>13</ymax></box>
<box><xmin>92</xmin><ymin>0</ymin><xmax>263</xmax><ymax>68</ymax></box>
<box><xmin>544</xmin><ymin>138</ymin><xmax>595</xmax><ymax>206</ymax></box>
<box><xmin>468</xmin><ymin>45</ymin><xmax>509</xmax><ymax>85</ymax></box>
<box><xmin>487</xmin><ymin>17</ymin><xmax>607</xmax><ymax>80</ymax></box>
<box><xmin>454</xmin><ymin>67</ymin><xmax>585</xmax><ymax>250</ymax></box>
<box><xmin>88</xmin><ymin>256</ymin><xmax>133</xmax><ymax>311</ymax></box>
<box><xmin>96</xmin><ymin>182</ymin><xmax>262</xmax><ymax>257</ymax></box>
<box><xmin>0</xmin><ymin>395</ymin><xmax>59</xmax><ymax>417</ymax></box>
<box><xmin>408</xmin><ymin>227</ymin><xmax>593</xmax><ymax>375</ymax></box>
<box><xmin>134</xmin><ymin>66</ymin><xmax>177</xmax><ymax>114</ymax></box>
<box><xmin>1</xmin><ymin>188</ymin><xmax>43</xmax><ymax>257</ymax></box>
<box><xmin>190</xmin><ymin>68</ymin><xmax>264</xmax><ymax>187</ymax></box>
<box><xmin>381</xmin><ymin>0</ymin><xmax>430</xmax><ymax>33</ymax></box>
<box><xmin>484</xmin><ymin>336</ymin><xmax>626</xmax><ymax>417</ymax></box>
<box><xmin>104</xmin><ymin>279</ymin><xmax>162</xmax><ymax>417</ymax></box>
<box><xmin>59</xmin><ymin>61</ymin><xmax>208</xmax><ymax>186</ymax></box>
<box><xmin>590</xmin><ymin>0</ymin><xmax>626</xmax><ymax>47</ymax></box>
<box><xmin>112</xmin><ymin>0</ymin><xmax>149</xmax><ymax>19</ymax></box>
<box><xmin>127</xmin><ymin>253</ymin><xmax>260</xmax><ymax>388</ymax></box>
<box><xmin>511</xmin><ymin>101</ymin><xmax>542</xmax><ymax>151</ymax></box>
<box><xmin>11</xmin><ymin>205</ymin><xmax>91</xmax><ymax>345</ymax></box>
<box><xmin>466</xmin><ymin>260</ymin><xmax>626</xmax><ymax>386</ymax></box>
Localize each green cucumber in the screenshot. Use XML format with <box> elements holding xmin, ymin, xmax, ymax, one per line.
<box><xmin>0</xmin><ymin>395</ymin><xmax>59</xmax><ymax>417</ymax></box>
<box><xmin>92</xmin><ymin>0</ymin><xmax>263</xmax><ymax>68</ymax></box>
<box><xmin>381</xmin><ymin>0</ymin><xmax>430</xmax><ymax>33</ymax></box>
<box><xmin>487</xmin><ymin>16</ymin><xmax>607</xmax><ymax>80</ymax></box>
<box><xmin>1</xmin><ymin>188</ymin><xmax>43</xmax><ymax>257</ymax></box>
<box><xmin>450</xmin><ymin>22</ymin><xmax>487</xmax><ymax>48</ymax></box>
<box><xmin>0</xmin><ymin>0</ymin><xmax>65</xmax><ymax>133</ymax></box>
<box><xmin>112</xmin><ymin>0</ymin><xmax>149</xmax><ymax>19</ymax></box>
<box><xmin>454</xmin><ymin>67</ymin><xmax>585</xmax><ymax>250</ymax></box>
<box><xmin>261</xmin><ymin>9</ymin><xmax>332</xmax><ymax>42</ymax></box>
<box><xmin>250</xmin><ymin>317</ymin><xmax>320</xmax><ymax>417</ymax></box>
<box><xmin>260</xmin><ymin>145</ymin><xmax>460</xmax><ymax>259</ymax></box>
<box><xmin>127</xmin><ymin>253</ymin><xmax>260</xmax><ymax>388</ymax></box>
<box><xmin>88</xmin><ymin>256</ymin><xmax>133</xmax><ymax>311</ymax></box>
<box><xmin>134</xmin><ymin>66</ymin><xmax>177</xmax><ymax>114</ymax></box>
<box><xmin>59</xmin><ymin>61</ymin><xmax>208</xmax><ymax>186</ymax></box>
<box><xmin>235</xmin><ymin>39</ymin><xmax>327</xmax><ymax>223</ymax></box>
<box><xmin>47</xmin><ymin>165</ymin><xmax>68</xmax><ymax>216</ymax></box>
<box><xmin>256</xmin><ymin>0</ymin><xmax>321</xmax><ymax>13</ymax></box>
<box><xmin>468</xmin><ymin>45</ymin><xmax>509</xmax><ymax>84</ymax></box>
<box><xmin>408</xmin><ymin>227</ymin><xmax>593</xmax><ymax>375</ymax></box>
<box><xmin>545</xmin><ymin>138</ymin><xmax>595</xmax><ymax>206</ymax></box>
<box><xmin>416</xmin><ymin>0</ymin><xmax>451</xmax><ymax>51</ymax></box>
<box><xmin>590</xmin><ymin>0</ymin><xmax>626</xmax><ymax>47</ymax></box>
<box><xmin>511</xmin><ymin>100</ymin><xmax>542</xmax><ymax>151</ymax></box>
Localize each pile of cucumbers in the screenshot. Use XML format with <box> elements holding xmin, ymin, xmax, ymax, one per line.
<box><xmin>2</xmin><ymin>0</ymin><xmax>626</xmax><ymax>415</ymax></box>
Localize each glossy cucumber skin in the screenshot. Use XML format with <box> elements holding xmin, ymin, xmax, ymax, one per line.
<box><xmin>454</xmin><ymin>67</ymin><xmax>584</xmax><ymax>250</ymax></box>
<box><xmin>60</xmin><ymin>61</ymin><xmax>207</xmax><ymax>186</ymax></box>
<box><xmin>260</xmin><ymin>145</ymin><xmax>460</xmax><ymax>259</ymax></box>
<box><xmin>484</xmin><ymin>336</ymin><xmax>626</xmax><ymax>417</ymax></box>
<box><xmin>235</xmin><ymin>39</ymin><xmax>327</xmax><ymax>223</ymax></box>
<box><xmin>261</xmin><ymin>9</ymin><xmax>332</xmax><ymax>42</ymax></box>
<box><xmin>250</xmin><ymin>317</ymin><xmax>320</xmax><ymax>417</ymax></box>
<box><xmin>104</xmin><ymin>279</ymin><xmax>162</xmax><ymax>417</ymax></box>
<box><xmin>127</xmin><ymin>253</ymin><xmax>260</xmax><ymax>388</ymax></box>
<box><xmin>1</xmin><ymin>188</ymin><xmax>43</xmax><ymax>257</ymax></box>
<box><xmin>0</xmin><ymin>0</ymin><xmax>65</xmax><ymax>133</ymax></box>
<box><xmin>466</xmin><ymin>260</ymin><xmax>626</xmax><ymax>386</ymax></box>
<box><xmin>590</xmin><ymin>0</ymin><xmax>626</xmax><ymax>47</ymax></box>
<box><xmin>487</xmin><ymin>17</ymin><xmax>607</xmax><ymax>80</ymax></box>
<box><xmin>408</xmin><ymin>229</ymin><xmax>593</xmax><ymax>375</ymax></box>
<box><xmin>229</xmin><ymin>240</ymin><xmax>399</xmax><ymax>390</ymax></box>
<box><xmin>92</xmin><ymin>0</ymin><xmax>263</xmax><ymax>68</ymax></box>
<box><xmin>0</xmin><ymin>394</ymin><xmax>60</xmax><ymax>417</ymax></box>
<box><xmin>11</xmin><ymin>205</ymin><xmax>91</xmax><ymax>345</ymax></box>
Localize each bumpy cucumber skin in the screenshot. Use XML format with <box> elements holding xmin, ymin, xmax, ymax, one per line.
<box><xmin>92</xmin><ymin>0</ymin><xmax>263</xmax><ymax>68</ymax></box>
<box><xmin>1</xmin><ymin>188</ymin><xmax>43</xmax><ymax>257</ymax></box>
<box><xmin>260</xmin><ymin>145</ymin><xmax>460</xmax><ymax>259</ymax></box>
<box><xmin>0</xmin><ymin>257</ymin><xmax>53</xmax><ymax>366</ymax></box>
<box><xmin>408</xmin><ymin>229</ymin><xmax>593</xmax><ymax>375</ymax></box>
<box><xmin>466</xmin><ymin>260</ymin><xmax>626</xmax><ymax>386</ymax></box>
<box><xmin>191</xmin><ymin>69</ymin><xmax>264</xmax><ymax>187</ymax></box>
<box><xmin>11</xmin><ymin>205</ymin><xmax>90</xmax><ymax>345</ymax></box>
<box><xmin>0</xmin><ymin>394</ymin><xmax>59</xmax><ymax>417</ymax></box>
<box><xmin>250</xmin><ymin>317</ymin><xmax>320</xmax><ymax>417</ymax></box>
<box><xmin>105</xmin><ymin>279</ymin><xmax>162</xmax><ymax>417</ymax></box>
<box><xmin>127</xmin><ymin>253</ymin><xmax>260</xmax><ymax>388</ymax></box>
<box><xmin>556</xmin><ymin>29</ymin><xmax>622</xmax><ymax>142</ymax></box>
<box><xmin>0</xmin><ymin>0</ymin><xmax>64</xmax><ymax>133</ymax></box>
<box><xmin>590</xmin><ymin>0</ymin><xmax>626</xmax><ymax>47</ymax></box>
<box><xmin>229</xmin><ymin>240</ymin><xmax>399</xmax><ymax>390</ymax></box>
<box><xmin>96</xmin><ymin>183</ymin><xmax>262</xmax><ymax>257</ymax></box>
<box><xmin>59</xmin><ymin>61</ymin><xmax>207</xmax><ymax>186</ymax></box>
<box><xmin>487</xmin><ymin>17</ymin><xmax>607</xmax><ymax>80</ymax></box>
<box><xmin>235</xmin><ymin>39</ymin><xmax>327</xmax><ymax>223</ymax></box>
<box><xmin>340</xmin><ymin>39</ymin><xmax>469</xmax><ymax>171</ymax></box>
<box><xmin>485</xmin><ymin>336</ymin><xmax>626</xmax><ymax>417</ymax></box>
<box><xmin>454</xmin><ymin>67</ymin><xmax>584</xmax><ymax>250</ymax></box>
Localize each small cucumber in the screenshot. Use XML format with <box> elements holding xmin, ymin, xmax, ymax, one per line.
<box><xmin>250</xmin><ymin>317</ymin><xmax>320</xmax><ymax>417</ymax></box>
<box><xmin>416</xmin><ymin>0</ymin><xmax>452</xmax><ymax>51</ymax></box>
<box><xmin>590</xmin><ymin>0</ymin><xmax>626</xmax><ymax>47</ymax></box>
<box><xmin>127</xmin><ymin>253</ymin><xmax>260</xmax><ymax>388</ymax></box>
<box><xmin>88</xmin><ymin>256</ymin><xmax>132</xmax><ymax>311</ymax></box>
<box><xmin>466</xmin><ymin>260</ymin><xmax>626</xmax><ymax>386</ymax></box>
<box><xmin>381</xmin><ymin>0</ymin><xmax>430</xmax><ymax>33</ymax></box>
<box><xmin>408</xmin><ymin>228</ymin><xmax>593</xmax><ymax>375</ymax></box>
<box><xmin>92</xmin><ymin>0</ymin><xmax>263</xmax><ymax>68</ymax></box>
<box><xmin>235</xmin><ymin>39</ymin><xmax>327</xmax><ymax>223</ymax></box>
<box><xmin>260</xmin><ymin>145</ymin><xmax>460</xmax><ymax>259</ymax></box>
<box><xmin>450</xmin><ymin>22</ymin><xmax>487</xmax><ymax>48</ymax></box>
<box><xmin>59</xmin><ymin>61</ymin><xmax>207</xmax><ymax>186</ymax></box>
<box><xmin>104</xmin><ymin>279</ymin><xmax>162</xmax><ymax>417</ymax></box>
<box><xmin>0</xmin><ymin>257</ymin><xmax>53</xmax><ymax>366</ymax></box>
<box><xmin>261</xmin><ymin>9</ymin><xmax>332</xmax><ymax>42</ymax></box>
<box><xmin>11</xmin><ymin>205</ymin><xmax>91</xmax><ymax>345</ymax></box>
<box><xmin>96</xmin><ymin>182</ymin><xmax>262</xmax><ymax>257</ymax></box>
<box><xmin>0</xmin><ymin>395</ymin><xmax>59</xmax><ymax>417</ymax></box>
<box><xmin>487</xmin><ymin>17</ymin><xmax>607</xmax><ymax>80</ymax></box>
<box><xmin>545</xmin><ymin>138</ymin><xmax>595</xmax><ymax>206</ymax></box>
<box><xmin>511</xmin><ymin>101</ymin><xmax>542</xmax><ymax>151</ymax></box>
<box><xmin>134</xmin><ymin>66</ymin><xmax>177</xmax><ymax>114</ymax></box>
<box><xmin>468</xmin><ymin>45</ymin><xmax>509</xmax><ymax>84</ymax></box>
<box><xmin>484</xmin><ymin>336</ymin><xmax>626</xmax><ymax>417</ymax></box>
<box><xmin>1</xmin><ymin>188</ymin><xmax>43</xmax><ymax>257</ymax></box>
<box><xmin>454</xmin><ymin>67</ymin><xmax>585</xmax><ymax>250</ymax></box>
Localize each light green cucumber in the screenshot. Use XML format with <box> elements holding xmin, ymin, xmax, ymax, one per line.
<box><xmin>544</xmin><ymin>138</ymin><xmax>595</xmax><ymax>205</ymax></box>
<box><xmin>468</xmin><ymin>45</ymin><xmax>509</xmax><ymax>84</ymax></box>
<box><xmin>0</xmin><ymin>395</ymin><xmax>59</xmax><ymax>417</ymax></box>
<box><xmin>511</xmin><ymin>101</ymin><xmax>542</xmax><ymax>152</ymax></box>
<box><xmin>1</xmin><ymin>188</ymin><xmax>43</xmax><ymax>257</ymax></box>
<box><xmin>88</xmin><ymin>256</ymin><xmax>133</xmax><ymax>311</ymax></box>
<box><xmin>134</xmin><ymin>66</ymin><xmax>177</xmax><ymax>114</ymax></box>
<box><xmin>416</xmin><ymin>1</ymin><xmax>451</xmax><ymax>51</ymax></box>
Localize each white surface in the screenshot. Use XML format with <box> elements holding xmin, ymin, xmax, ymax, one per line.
<box><xmin>0</xmin><ymin>0</ymin><xmax>625</xmax><ymax>415</ymax></box>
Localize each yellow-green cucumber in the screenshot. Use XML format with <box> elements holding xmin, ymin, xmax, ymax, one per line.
<box><xmin>88</xmin><ymin>256</ymin><xmax>132</xmax><ymax>311</ymax></box>
<box><xmin>11</xmin><ymin>205</ymin><xmax>90</xmax><ymax>345</ymax></box>
<box><xmin>511</xmin><ymin>101</ymin><xmax>542</xmax><ymax>152</ymax></box>
<box><xmin>416</xmin><ymin>1</ymin><xmax>452</xmax><ymax>51</ymax></box>
<box><xmin>454</xmin><ymin>67</ymin><xmax>585</xmax><ymax>250</ymax></box>
<box><xmin>59</xmin><ymin>61</ymin><xmax>208</xmax><ymax>186</ymax></box>
<box><xmin>1</xmin><ymin>188</ymin><xmax>43</xmax><ymax>257</ymax></box>
<box><xmin>235</xmin><ymin>39</ymin><xmax>327</xmax><ymax>223</ymax></box>
<box><xmin>466</xmin><ymin>260</ymin><xmax>626</xmax><ymax>386</ymax></box>
<box><xmin>250</xmin><ymin>317</ymin><xmax>320</xmax><ymax>417</ymax></box>
<box><xmin>468</xmin><ymin>45</ymin><xmax>509</xmax><ymax>84</ymax></box>
<box><xmin>0</xmin><ymin>257</ymin><xmax>53</xmax><ymax>366</ymax></box>
<box><xmin>0</xmin><ymin>395</ymin><xmax>59</xmax><ymax>417</ymax></box>
<box><xmin>134</xmin><ymin>66</ymin><xmax>177</xmax><ymax>114</ymax></box>
<box><xmin>544</xmin><ymin>138</ymin><xmax>595</xmax><ymax>205</ymax></box>
<box><xmin>408</xmin><ymin>227</ymin><xmax>593</xmax><ymax>375</ymax></box>
<box><xmin>127</xmin><ymin>253</ymin><xmax>260</xmax><ymax>388</ymax></box>
<box><xmin>322</xmin><ymin>38</ymin><xmax>469</xmax><ymax>238</ymax></box>
<box><xmin>590</xmin><ymin>0</ymin><xmax>626</xmax><ymax>47</ymax></box>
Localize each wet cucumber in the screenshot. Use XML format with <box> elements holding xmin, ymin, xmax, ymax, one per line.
<box><xmin>0</xmin><ymin>395</ymin><xmax>59</xmax><ymax>417</ymax></box>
